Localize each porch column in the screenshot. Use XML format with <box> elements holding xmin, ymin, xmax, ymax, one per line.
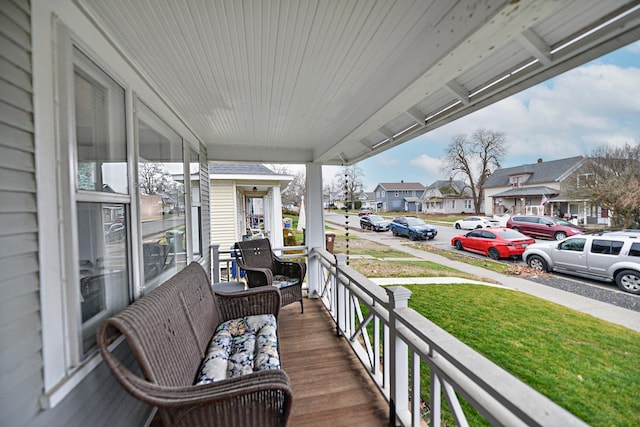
<box><xmin>305</xmin><ymin>163</ymin><xmax>324</xmax><ymax>297</ymax></box>
<box><xmin>269</xmin><ymin>185</ymin><xmax>285</xmax><ymax>248</ymax></box>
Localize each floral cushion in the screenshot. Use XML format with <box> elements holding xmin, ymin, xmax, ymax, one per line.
<box><xmin>195</xmin><ymin>314</ymin><xmax>279</xmax><ymax>385</ymax></box>
<box><xmin>272</xmin><ymin>275</ymin><xmax>299</xmax><ymax>289</ymax></box>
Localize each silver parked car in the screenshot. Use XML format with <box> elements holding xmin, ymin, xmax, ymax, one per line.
<box><xmin>523</xmin><ymin>230</ymin><xmax>640</xmax><ymax>294</ymax></box>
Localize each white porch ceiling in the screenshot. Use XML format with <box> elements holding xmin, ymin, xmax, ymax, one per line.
<box><xmin>78</xmin><ymin>0</ymin><xmax>640</xmax><ymax>165</ymax></box>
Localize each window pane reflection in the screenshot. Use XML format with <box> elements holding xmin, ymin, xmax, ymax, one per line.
<box><xmin>77</xmin><ymin>202</ymin><xmax>129</xmax><ymax>355</ymax></box>
<box><xmin>74</xmin><ymin>48</ymin><xmax>127</xmax><ymax>194</ymax></box>
<box><xmin>190</xmin><ymin>148</ymin><xmax>202</xmax><ymax>257</ymax></box>
<box><xmin>137</xmin><ymin>101</ymin><xmax>186</xmax><ymax>290</ymax></box>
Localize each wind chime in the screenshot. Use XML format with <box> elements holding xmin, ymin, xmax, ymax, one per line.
<box><xmin>343</xmin><ymin>166</ymin><xmax>349</xmax><ymax>265</ymax></box>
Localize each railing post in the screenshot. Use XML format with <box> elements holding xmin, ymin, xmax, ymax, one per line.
<box><xmin>210</xmin><ymin>244</ymin><xmax>220</xmax><ymax>283</ymax></box>
<box><xmin>386</xmin><ymin>286</ymin><xmax>412</xmax><ymax>426</ymax></box>
<box><xmin>335</xmin><ymin>253</ymin><xmax>347</xmax><ymax>336</ymax></box>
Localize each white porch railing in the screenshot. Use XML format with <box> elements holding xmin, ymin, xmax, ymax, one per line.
<box><xmin>210</xmin><ymin>243</ymin><xmax>587</xmax><ymax>426</ymax></box>
<box><xmin>308</xmin><ymin>247</ymin><xmax>588</xmax><ymax>427</ymax></box>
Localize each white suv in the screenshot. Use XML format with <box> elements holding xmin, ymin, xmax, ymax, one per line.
<box><xmin>523</xmin><ymin>231</ymin><xmax>640</xmax><ymax>294</ymax></box>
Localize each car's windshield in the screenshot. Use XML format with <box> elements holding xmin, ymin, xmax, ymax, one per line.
<box><xmin>552</xmin><ymin>218</ymin><xmax>573</xmax><ymax>226</ymax></box>
<box><xmin>368</xmin><ymin>215</ymin><xmax>384</xmax><ymax>221</ymax></box>
<box><xmin>497</xmin><ymin>229</ymin><xmax>527</xmax><ymax>239</ymax></box>
<box><xmin>406</xmin><ymin>217</ymin><xmax>426</xmax><ymax>226</ymax></box>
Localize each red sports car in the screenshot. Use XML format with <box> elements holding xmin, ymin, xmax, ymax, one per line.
<box><xmin>451</xmin><ymin>228</ymin><xmax>535</xmax><ymax>260</ymax></box>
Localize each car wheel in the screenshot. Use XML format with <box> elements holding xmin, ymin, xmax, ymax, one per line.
<box><xmin>428</xmin><ymin>236</ymin><xmax>434</xmax><ymax>240</ymax></box>
<box><xmin>554</xmin><ymin>231</ymin><xmax>567</xmax><ymax>240</ymax></box>
<box><xmin>454</xmin><ymin>240</ymin><xmax>463</xmax><ymax>250</ymax></box>
<box><xmin>488</xmin><ymin>248</ymin><xmax>500</xmax><ymax>260</ymax></box>
<box><xmin>454</xmin><ymin>223</ymin><xmax>461</xmax><ymax>229</ymax></box>
<box><xmin>476</xmin><ymin>225</ymin><xmax>483</xmax><ymax>229</ymax></box>
<box><xmin>409</xmin><ymin>231</ymin><xmax>416</xmax><ymax>241</ymax></box>
<box><xmin>615</xmin><ymin>270</ymin><xmax>640</xmax><ymax>295</ymax></box>
<box><xmin>527</xmin><ymin>255</ymin><xmax>548</xmax><ymax>272</ymax></box>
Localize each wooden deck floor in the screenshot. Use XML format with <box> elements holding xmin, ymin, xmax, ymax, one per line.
<box><xmin>279</xmin><ymin>298</ymin><xmax>390</xmax><ymax>427</ymax></box>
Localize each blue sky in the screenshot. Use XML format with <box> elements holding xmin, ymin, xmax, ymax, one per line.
<box><xmin>349</xmin><ymin>40</ymin><xmax>640</xmax><ymax>191</ymax></box>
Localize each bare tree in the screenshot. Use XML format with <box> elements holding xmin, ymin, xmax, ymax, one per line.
<box><xmin>442</xmin><ymin>128</ymin><xmax>507</xmax><ymax>214</ymax></box>
<box><xmin>139</xmin><ymin>162</ymin><xmax>174</xmax><ymax>195</ymax></box>
<box><xmin>266</xmin><ymin>164</ymin><xmax>291</xmax><ymax>175</ymax></box>
<box><xmin>335</xmin><ymin>165</ymin><xmax>364</xmax><ymax>209</ymax></box>
<box><xmin>266</xmin><ymin>164</ymin><xmax>306</xmax><ymax>208</ymax></box>
<box><xmin>562</xmin><ymin>142</ymin><xmax>640</xmax><ymax>228</ymax></box>
<box><xmin>282</xmin><ymin>170</ymin><xmax>306</xmax><ymax>208</ymax></box>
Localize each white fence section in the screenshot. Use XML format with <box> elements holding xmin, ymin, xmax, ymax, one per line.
<box><xmin>211</xmin><ymin>243</ymin><xmax>587</xmax><ymax>426</ymax></box>
<box><xmin>309</xmin><ymin>247</ymin><xmax>587</xmax><ymax>427</ymax></box>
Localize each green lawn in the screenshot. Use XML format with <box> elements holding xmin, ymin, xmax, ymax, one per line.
<box><xmin>323</xmin><ymin>215</ymin><xmax>639</xmax><ymax>424</ymax></box>
<box><xmin>403</xmin><ymin>284</ymin><xmax>640</xmax><ymax>426</ymax></box>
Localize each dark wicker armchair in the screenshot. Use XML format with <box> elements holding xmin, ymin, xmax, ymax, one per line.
<box><xmin>234</xmin><ymin>238</ymin><xmax>306</xmax><ymax>313</ymax></box>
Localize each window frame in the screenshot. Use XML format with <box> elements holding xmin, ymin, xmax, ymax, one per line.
<box><xmin>40</xmin><ymin>22</ymin><xmax>138</xmax><ymax>407</ymax></box>
<box><xmin>41</xmin><ymin>22</ymin><xmax>208</xmax><ymax>408</ymax></box>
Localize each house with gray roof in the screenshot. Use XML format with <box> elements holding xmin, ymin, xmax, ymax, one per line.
<box><xmin>209</xmin><ymin>163</ymin><xmax>293</xmax><ymax>251</ymax></box>
<box><xmin>483</xmin><ymin>156</ymin><xmax>585</xmax><ymax>218</ymax></box>
<box><xmin>373</xmin><ymin>181</ymin><xmax>426</xmax><ymax>212</ymax></box>
<box><xmin>421</xmin><ymin>180</ymin><xmax>476</xmax><ymax>214</ymax></box>
<box><xmin>360</xmin><ymin>191</ymin><xmax>377</xmax><ymax>209</ymax></box>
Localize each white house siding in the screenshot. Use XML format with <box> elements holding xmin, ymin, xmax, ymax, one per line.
<box><xmin>0</xmin><ymin>0</ymin><xmax>46</xmax><ymax>423</ymax></box>
<box><xmin>2</xmin><ymin>1</ymin><xmax>211</xmax><ymax>425</ymax></box>
<box><xmin>1</xmin><ymin>1</ymin><xmax>145</xmax><ymax>425</ymax></box>
<box><xmin>210</xmin><ymin>180</ymin><xmax>239</xmax><ymax>251</ymax></box>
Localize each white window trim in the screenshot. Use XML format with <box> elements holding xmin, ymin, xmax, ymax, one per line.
<box><xmin>37</xmin><ymin>14</ymin><xmax>207</xmax><ymax>408</ymax></box>
<box><xmin>39</xmin><ymin>19</ymin><xmax>138</xmax><ymax>408</ymax></box>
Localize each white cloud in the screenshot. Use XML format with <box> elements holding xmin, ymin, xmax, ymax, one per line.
<box><xmin>409</xmin><ymin>154</ymin><xmax>443</xmax><ymax>183</ymax></box>
<box><xmin>412</xmin><ymin>61</ymin><xmax>640</xmax><ymax>165</ymax></box>
<box><xmin>358</xmin><ymin>41</ymin><xmax>640</xmax><ymax>188</ymax></box>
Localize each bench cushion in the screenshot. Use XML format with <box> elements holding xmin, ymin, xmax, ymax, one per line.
<box><xmin>195</xmin><ymin>314</ymin><xmax>279</xmax><ymax>385</ymax></box>
<box><xmin>272</xmin><ymin>275</ymin><xmax>299</xmax><ymax>289</ymax></box>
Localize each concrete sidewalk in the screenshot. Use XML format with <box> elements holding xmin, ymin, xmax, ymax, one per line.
<box><xmin>332</xmin><ymin>221</ymin><xmax>640</xmax><ymax>333</ymax></box>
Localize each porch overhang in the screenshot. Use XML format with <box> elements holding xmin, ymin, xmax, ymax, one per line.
<box><xmin>492</xmin><ymin>186</ymin><xmax>559</xmax><ymax>198</ymax></box>
<box><xmin>76</xmin><ymin>0</ymin><xmax>640</xmax><ymax>166</ymax></box>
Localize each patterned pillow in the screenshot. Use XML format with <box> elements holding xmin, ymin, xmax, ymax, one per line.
<box><xmin>194</xmin><ymin>314</ymin><xmax>279</xmax><ymax>385</ymax></box>
<box><xmin>272</xmin><ymin>275</ymin><xmax>299</xmax><ymax>289</ymax></box>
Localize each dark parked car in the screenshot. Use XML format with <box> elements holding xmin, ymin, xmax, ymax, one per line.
<box><xmin>451</xmin><ymin>228</ymin><xmax>535</xmax><ymax>259</ymax></box>
<box><xmin>506</xmin><ymin>215</ymin><xmax>586</xmax><ymax>240</ymax></box>
<box><xmin>360</xmin><ymin>214</ymin><xmax>390</xmax><ymax>231</ymax></box>
<box><xmin>389</xmin><ymin>216</ymin><xmax>437</xmax><ymax>240</ymax></box>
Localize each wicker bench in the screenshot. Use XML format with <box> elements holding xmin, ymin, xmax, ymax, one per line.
<box><xmin>98</xmin><ymin>262</ymin><xmax>292</xmax><ymax>427</ymax></box>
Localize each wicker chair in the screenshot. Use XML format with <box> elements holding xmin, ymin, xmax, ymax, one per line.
<box><xmin>234</xmin><ymin>238</ymin><xmax>306</xmax><ymax>313</ymax></box>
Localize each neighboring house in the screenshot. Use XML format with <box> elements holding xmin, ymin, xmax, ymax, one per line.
<box><xmin>324</xmin><ymin>190</ymin><xmax>345</xmax><ymax>209</ymax></box>
<box><xmin>421</xmin><ymin>180</ymin><xmax>476</xmax><ymax>214</ymax></box>
<box><xmin>373</xmin><ymin>182</ymin><xmax>426</xmax><ymax>212</ymax></box>
<box><xmin>209</xmin><ymin>163</ymin><xmax>293</xmax><ymax>251</ymax></box>
<box><xmin>359</xmin><ymin>191</ymin><xmax>376</xmax><ymax>209</ymax></box>
<box><xmin>482</xmin><ymin>156</ymin><xmax>608</xmax><ymax>224</ymax></box>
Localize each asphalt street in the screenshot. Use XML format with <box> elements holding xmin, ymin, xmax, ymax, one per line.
<box><xmin>324</xmin><ymin>212</ymin><xmax>640</xmax><ymax>315</ymax></box>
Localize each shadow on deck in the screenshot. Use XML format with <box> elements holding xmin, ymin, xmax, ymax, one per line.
<box><xmin>279</xmin><ymin>298</ymin><xmax>390</xmax><ymax>426</ymax></box>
